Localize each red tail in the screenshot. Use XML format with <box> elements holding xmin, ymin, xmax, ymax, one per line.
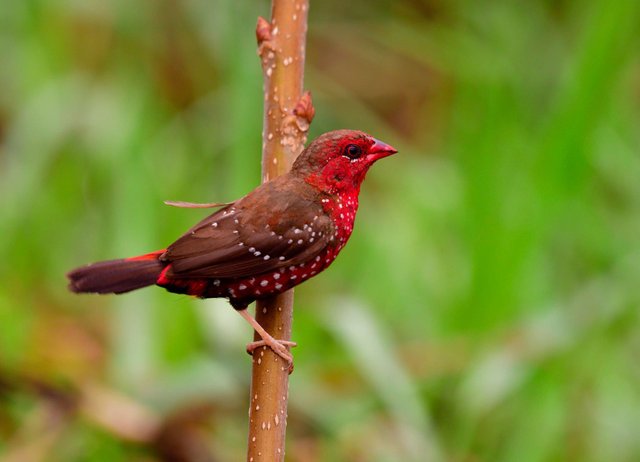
<box><xmin>67</xmin><ymin>250</ymin><xmax>165</xmax><ymax>295</ymax></box>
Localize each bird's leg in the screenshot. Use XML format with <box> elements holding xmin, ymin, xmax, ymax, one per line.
<box><xmin>237</xmin><ymin>309</ymin><xmax>296</xmax><ymax>373</ymax></box>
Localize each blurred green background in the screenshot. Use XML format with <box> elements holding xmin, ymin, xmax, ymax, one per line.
<box><xmin>2</xmin><ymin>0</ymin><xmax>640</xmax><ymax>460</ymax></box>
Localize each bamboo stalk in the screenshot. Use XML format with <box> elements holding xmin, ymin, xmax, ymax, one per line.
<box><xmin>247</xmin><ymin>1</ymin><xmax>313</xmax><ymax>461</ymax></box>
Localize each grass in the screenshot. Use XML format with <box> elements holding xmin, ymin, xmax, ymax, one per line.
<box><xmin>1</xmin><ymin>0</ymin><xmax>640</xmax><ymax>460</ymax></box>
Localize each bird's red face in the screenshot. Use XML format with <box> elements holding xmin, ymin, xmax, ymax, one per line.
<box><xmin>293</xmin><ymin>130</ymin><xmax>398</xmax><ymax>195</ymax></box>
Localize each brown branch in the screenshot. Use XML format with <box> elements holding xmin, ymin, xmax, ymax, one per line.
<box><xmin>247</xmin><ymin>1</ymin><xmax>313</xmax><ymax>461</ymax></box>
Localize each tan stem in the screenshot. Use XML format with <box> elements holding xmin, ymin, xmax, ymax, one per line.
<box><xmin>247</xmin><ymin>1</ymin><xmax>313</xmax><ymax>461</ymax></box>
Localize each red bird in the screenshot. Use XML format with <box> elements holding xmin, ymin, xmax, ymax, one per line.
<box><xmin>68</xmin><ymin>130</ymin><xmax>397</xmax><ymax>365</ymax></box>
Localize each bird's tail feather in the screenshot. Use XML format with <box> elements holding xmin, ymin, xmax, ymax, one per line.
<box><xmin>67</xmin><ymin>250</ymin><xmax>165</xmax><ymax>295</ymax></box>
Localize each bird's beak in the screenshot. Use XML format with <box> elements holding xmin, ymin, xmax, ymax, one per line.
<box><xmin>366</xmin><ymin>138</ymin><xmax>398</xmax><ymax>162</ymax></box>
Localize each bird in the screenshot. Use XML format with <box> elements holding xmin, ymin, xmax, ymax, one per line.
<box><xmin>68</xmin><ymin>129</ymin><xmax>397</xmax><ymax>368</ymax></box>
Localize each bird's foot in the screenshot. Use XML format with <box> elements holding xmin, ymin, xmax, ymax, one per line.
<box><xmin>236</xmin><ymin>308</ymin><xmax>296</xmax><ymax>374</ymax></box>
<box><xmin>246</xmin><ymin>339</ymin><xmax>297</xmax><ymax>374</ymax></box>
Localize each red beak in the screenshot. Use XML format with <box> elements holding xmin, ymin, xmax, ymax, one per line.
<box><xmin>367</xmin><ymin>138</ymin><xmax>398</xmax><ymax>161</ymax></box>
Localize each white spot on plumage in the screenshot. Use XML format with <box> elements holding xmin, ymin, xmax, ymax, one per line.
<box><xmin>273</xmin><ymin>273</ymin><xmax>280</xmax><ymax>280</ymax></box>
<box><xmin>297</xmin><ymin>239</ymin><xmax>303</xmax><ymax>244</ymax></box>
<box><xmin>275</xmin><ymin>283</ymin><xmax>283</xmax><ymax>290</ymax></box>
<box><xmin>239</xmin><ymin>284</ymin><xmax>247</xmax><ymax>290</ymax></box>
<box><xmin>260</xmin><ymin>280</ymin><xmax>268</xmax><ymax>287</ymax></box>
<box><xmin>263</xmin><ymin>255</ymin><xmax>270</xmax><ymax>260</ymax></box>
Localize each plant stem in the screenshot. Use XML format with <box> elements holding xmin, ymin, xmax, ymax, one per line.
<box><xmin>247</xmin><ymin>1</ymin><xmax>313</xmax><ymax>461</ymax></box>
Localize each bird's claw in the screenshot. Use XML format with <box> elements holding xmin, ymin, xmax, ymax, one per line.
<box><xmin>246</xmin><ymin>339</ymin><xmax>297</xmax><ymax>374</ymax></box>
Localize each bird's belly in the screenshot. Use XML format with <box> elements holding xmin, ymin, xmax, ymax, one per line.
<box><xmin>158</xmin><ymin>244</ymin><xmax>346</xmax><ymax>304</ymax></box>
<box><xmin>220</xmin><ymin>244</ymin><xmax>342</xmax><ymax>300</ymax></box>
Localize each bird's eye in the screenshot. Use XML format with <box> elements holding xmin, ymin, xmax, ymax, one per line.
<box><xmin>343</xmin><ymin>144</ymin><xmax>362</xmax><ymax>159</ymax></box>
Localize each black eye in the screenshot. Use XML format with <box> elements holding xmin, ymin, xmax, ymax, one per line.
<box><xmin>343</xmin><ymin>144</ymin><xmax>362</xmax><ymax>159</ymax></box>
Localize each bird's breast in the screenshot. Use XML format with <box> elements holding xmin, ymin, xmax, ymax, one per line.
<box><xmin>319</xmin><ymin>192</ymin><xmax>359</xmax><ymax>249</ymax></box>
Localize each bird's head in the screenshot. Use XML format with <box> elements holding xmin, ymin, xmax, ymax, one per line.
<box><xmin>292</xmin><ymin>130</ymin><xmax>397</xmax><ymax>195</ymax></box>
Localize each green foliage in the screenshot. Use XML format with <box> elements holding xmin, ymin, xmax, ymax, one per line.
<box><xmin>1</xmin><ymin>0</ymin><xmax>639</xmax><ymax>460</ymax></box>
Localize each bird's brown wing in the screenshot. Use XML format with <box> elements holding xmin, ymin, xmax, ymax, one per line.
<box><xmin>162</xmin><ymin>180</ymin><xmax>335</xmax><ymax>279</ymax></box>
